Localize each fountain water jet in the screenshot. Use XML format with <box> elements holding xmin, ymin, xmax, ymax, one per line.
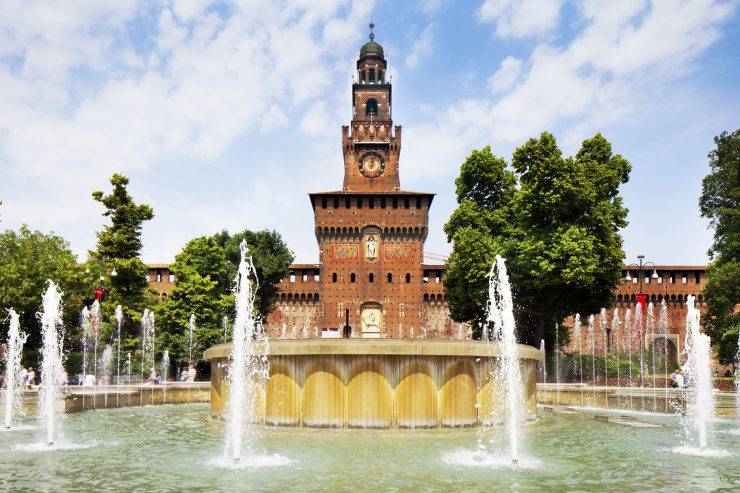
<box><xmin>115</xmin><ymin>305</ymin><xmax>122</xmax><ymax>406</ymax></box>
<box><xmin>485</xmin><ymin>255</ymin><xmax>524</xmax><ymax>464</ymax></box>
<box><xmin>610</xmin><ymin>308</ymin><xmax>620</xmax><ymax>408</ymax></box>
<box><xmin>38</xmin><ymin>281</ymin><xmax>64</xmax><ymax>446</ymax></box>
<box><xmin>224</xmin><ymin>241</ymin><xmax>270</xmax><ymax>464</ymax></box>
<box><xmin>659</xmin><ymin>300</ymin><xmax>669</xmax><ymax>412</ymax></box>
<box><xmin>681</xmin><ymin>295</ymin><xmax>714</xmax><ymax>451</ymax></box>
<box><xmin>3</xmin><ymin>309</ymin><xmax>27</xmax><ymax>430</ymax></box>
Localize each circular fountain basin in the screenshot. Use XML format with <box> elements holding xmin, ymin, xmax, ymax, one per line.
<box><xmin>203</xmin><ymin>339</ymin><xmax>542</xmax><ymax>428</ymax></box>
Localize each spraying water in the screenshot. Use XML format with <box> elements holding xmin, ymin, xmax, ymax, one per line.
<box><xmin>572</xmin><ymin>314</ymin><xmax>583</xmax><ymax>405</ymax></box>
<box><xmin>161</xmin><ymin>350</ymin><xmax>170</xmax><ymax>403</ymax></box>
<box><xmin>115</xmin><ymin>305</ymin><xmax>123</xmax><ymax>405</ymax></box>
<box><xmin>3</xmin><ymin>309</ymin><xmax>27</xmax><ymax>429</ymax></box>
<box><xmin>101</xmin><ymin>345</ymin><xmax>113</xmax><ymax>406</ymax></box>
<box><xmin>659</xmin><ymin>300</ymin><xmax>669</xmax><ymax>412</ymax></box>
<box><xmin>188</xmin><ymin>314</ymin><xmax>196</xmax><ymax>368</ymax></box>
<box><xmin>91</xmin><ymin>301</ymin><xmax>101</xmax><ymax>388</ymax></box>
<box><xmin>610</xmin><ymin>308</ymin><xmax>620</xmax><ymax>407</ymax></box>
<box><xmin>224</xmin><ymin>241</ymin><xmax>270</xmax><ymax>463</ymax></box>
<box><xmin>633</xmin><ymin>303</ymin><xmax>644</xmax><ymax>410</ymax></box>
<box><xmin>124</xmin><ymin>353</ymin><xmax>132</xmax><ymax>406</ymax></box>
<box><xmin>487</xmin><ymin>255</ymin><xmax>524</xmax><ymax>464</ymax></box>
<box><xmin>587</xmin><ymin>315</ymin><xmax>596</xmax><ymax>406</ymax></box>
<box><xmin>555</xmin><ymin>324</ymin><xmax>560</xmax><ymax>406</ymax></box>
<box><xmin>539</xmin><ymin>339</ymin><xmax>547</xmax><ymax>384</ymax></box>
<box><xmin>624</xmin><ymin>308</ymin><xmax>633</xmax><ymax>409</ymax></box>
<box><xmin>38</xmin><ymin>281</ymin><xmax>64</xmax><ymax>446</ymax></box>
<box><xmin>647</xmin><ymin>302</ymin><xmax>657</xmax><ymax>411</ymax></box>
<box><xmin>735</xmin><ymin>331</ymin><xmax>740</xmax><ymax>413</ymax></box>
<box><xmin>600</xmin><ymin>308</ymin><xmax>608</xmax><ymax>404</ymax></box>
<box><xmin>682</xmin><ymin>295</ymin><xmax>714</xmax><ymax>451</ymax></box>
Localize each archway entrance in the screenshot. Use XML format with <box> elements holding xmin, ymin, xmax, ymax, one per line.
<box><xmin>360</xmin><ymin>303</ymin><xmax>382</xmax><ymax>338</ymax></box>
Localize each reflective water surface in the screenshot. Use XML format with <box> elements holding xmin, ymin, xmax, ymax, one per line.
<box><xmin>1</xmin><ymin>404</ymin><xmax>738</xmax><ymax>492</ymax></box>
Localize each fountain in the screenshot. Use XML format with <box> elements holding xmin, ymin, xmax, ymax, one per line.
<box><xmin>224</xmin><ymin>241</ymin><xmax>270</xmax><ymax>464</ymax></box>
<box><xmin>484</xmin><ymin>255</ymin><xmax>525</xmax><ymax>465</ymax></box>
<box><xmin>188</xmin><ymin>314</ymin><xmax>196</xmax><ymax>369</ymax></box>
<box><xmin>610</xmin><ymin>308</ymin><xmax>621</xmax><ymax>408</ymax></box>
<box><xmin>735</xmin><ymin>331</ymin><xmax>740</xmax><ymax>413</ymax></box>
<box><xmin>599</xmin><ymin>308</ymin><xmax>608</xmax><ymax>404</ymax></box>
<box><xmin>659</xmin><ymin>300</ymin><xmax>669</xmax><ymax>411</ymax></box>
<box><xmin>3</xmin><ymin>309</ymin><xmax>27</xmax><ymax>430</ymax></box>
<box><xmin>647</xmin><ymin>302</ymin><xmax>657</xmax><ymax>410</ymax></box>
<box><xmin>91</xmin><ymin>300</ymin><xmax>101</xmax><ymax>387</ymax></box>
<box><xmin>101</xmin><ymin>344</ymin><xmax>114</xmax><ymax>406</ymax></box>
<box><xmin>677</xmin><ymin>295</ymin><xmax>720</xmax><ymax>455</ymax></box>
<box><xmin>115</xmin><ymin>305</ymin><xmax>122</xmax><ymax>404</ymax></box>
<box><xmin>624</xmin><ymin>307</ymin><xmax>633</xmax><ymax>408</ymax></box>
<box><xmin>572</xmin><ymin>314</ymin><xmax>583</xmax><ymax>404</ymax></box>
<box><xmin>538</xmin><ymin>339</ymin><xmax>546</xmax><ymax>384</ymax></box>
<box><xmin>38</xmin><ymin>281</ymin><xmax>64</xmax><ymax>446</ymax></box>
<box><xmin>587</xmin><ymin>315</ymin><xmax>595</xmax><ymax>406</ymax></box>
<box><xmin>161</xmin><ymin>350</ymin><xmax>170</xmax><ymax>403</ymax></box>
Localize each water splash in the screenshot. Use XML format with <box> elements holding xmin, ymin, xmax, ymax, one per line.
<box><xmin>484</xmin><ymin>255</ymin><xmax>524</xmax><ymax>464</ymax></box>
<box><xmin>38</xmin><ymin>281</ymin><xmax>64</xmax><ymax>446</ymax></box>
<box><xmin>659</xmin><ymin>300</ymin><xmax>669</xmax><ymax>412</ymax></box>
<box><xmin>682</xmin><ymin>295</ymin><xmax>714</xmax><ymax>451</ymax></box>
<box><xmin>538</xmin><ymin>339</ymin><xmax>546</xmax><ymax>384</ymax></box>
<box><xmin>224</xmin><ymin>241</ymin><xmax>270</xmax><ymax>464</ymax></box>
<box><xmin>3</xmin><ymin>309</ymin><xmax>27</xmax><ymax>429</ymax></box>
<box><xmin>610</xmin><ymin>308</ymin><xmax>621</xmax><ymax>407</ymax></box>
<box><xmin>115</xmin><ymin>305</ymin><xmax>123</xmax><ymax>405</ymax></box>
<box><xmin>188</xmin><ymin>314</ymin><xmax>196</xmax><ymax>367</ymax></box>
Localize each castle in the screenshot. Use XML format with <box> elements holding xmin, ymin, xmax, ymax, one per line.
<box><xmin>146</xmin><ymin>33</ymin><xmax>709</xmax><ymax>363</ymax></box>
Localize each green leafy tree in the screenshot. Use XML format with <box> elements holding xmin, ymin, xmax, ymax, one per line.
<box><xmin>0</xmin><ymin>226</ymin><xmax>85</xmax><ymax>355</ymax></box>
<box><xmin>445</xmin><ymin>133</ymin><xmax>631</xmax><ymax>350</ymax></box>
<box><xmin>699</xmin><ymin>129</ymin><xmax>739</xmax><ymax>363</ymax></box>
<box><xmin>156</xmin><ymin>230</ymin><xmax>292</xmax><ymax>365</ymax></box>
<box><xmin>86</xmin><ymin>174</ymin><xmax>155</xmax><ymax>352</ymax></box>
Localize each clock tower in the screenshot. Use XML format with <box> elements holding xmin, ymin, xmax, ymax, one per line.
<box><xmin>341</xmin><ymin>24</ymin><xmax>401</xmax><ymax>191</ymax></box>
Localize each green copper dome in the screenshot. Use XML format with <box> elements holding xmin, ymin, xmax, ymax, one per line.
<box><xmin>360</xmin><ymin>40</ymin><xmax>384</xmax><ymax>59</ymax></box>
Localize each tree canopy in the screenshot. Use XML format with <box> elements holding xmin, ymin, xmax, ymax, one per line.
<box><xmin>156</xmin><ymin>229</ymin><xmax>292</xmax><ymax>363</ymax></box>
<box><xmin>86</xmin><ymin>174</ymin><xmax>155</xmax><ymax>351</ymax></box>
<box><xmin>699</xmin><ymin>129</ymin><xmax>739</xmax><ymax>363</ymax></box>
<box><xmin>444</xmin><ymin>132</ymin><xmax>631</xmax><ymax>350</ymax></box>
<box><xmin>0</xmin><ymin>225</ymin><xmax>85</xmax><ymax>352</ymax></box>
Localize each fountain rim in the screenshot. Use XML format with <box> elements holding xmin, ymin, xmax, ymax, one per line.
<box><xmin>203</xmin><ymin>339</ymin><xmax>543</xmax><ymax>361</ymax></box>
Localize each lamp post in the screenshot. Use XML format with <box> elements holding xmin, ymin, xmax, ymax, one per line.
<box><xmin>624</xmin><ymin>255</ymin><xmax>659</xmax><ymax>386</ymax></box>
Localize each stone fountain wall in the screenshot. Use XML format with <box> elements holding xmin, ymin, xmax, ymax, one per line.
<box><xmin>204</xmin><ymin>340</ymin><xmax>541</xmax><ymax>428</ymax></box>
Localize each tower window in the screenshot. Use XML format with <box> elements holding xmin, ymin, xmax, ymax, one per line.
<box><xmin>351</xmin><ymin>273</ymin><xmax>356</xmax><ymax>283</ymax></box>
<box><xmin>392</xmin><ymin>197</ymin><xmax>398</xmax><ymax>209</ymax></box>
<box><xmin>380</xmin><ymin>197</ymin><xmax>386</xmax><ymax>208</ymax></box>
<box><xmin>333</xmin><ymin>197</ymin><xmax>339</xmax><ymax>208</ymax></box>
<box><xmin>416</xmin><ymin>197</ymin><xmax>422</xmax><ymax>209</ymax></box>
<box><xmin>369</xmin><ymin>68</ymin><xmax>375</xmax><ymax>82</ymax></box>
<box><xmin>405</xmin><ymin>273</ymin><xmax>411</xmax><ymax>283</ymax></box>
<box><xmin>357</xmin><ymin>197</ymin><xmax>363</xmax><ymax>208</ymax></box>
<box><xmin>366</xmin><ymin>98</ymin><xmax>378</xmax><ymax>117</ymax></box>
<box><xmin>360</xmin><ymin>70</ymin><xmax>365</xmax><ymax>83</ymax></box>
<box><xmin>369</xmin><ymin>273</ymin><xmax>374</xmax><ymax>283</ymax></box>
<box><xmin>369</xmin><ymin>197</ymin><xmax>375</xmax><ymax>209</ymax></box>
<box><xmin>332</xmin><ymin>273</ymin><xmax>337</xmax><ymax>283</ymax></box>
<box><xmin>404</xmin><ymin>197</ymin><xmax>410</xmax><ymax>209</ymax></box>
<box><xmin>345</xmin><ymin>197</ymin><xmax>350</xmax><ymax>208</ymax></box>
<box><xmin>387</xmin><ymin>273</ymin><xmax>392</xmax><ymax>283</ymax></box>
<box><xmin>321</xmin><ymin>197</ymin><xmax>327</xmax><ymax>209</ymax></box>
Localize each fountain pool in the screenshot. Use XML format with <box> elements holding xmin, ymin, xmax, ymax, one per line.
<box><xmin>1</xmin><ymin>404</ymin><xmax>737</xmax><ymax>490</ymax></box>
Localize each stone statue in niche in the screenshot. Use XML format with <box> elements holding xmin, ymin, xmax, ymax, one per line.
<box><xmin>365</xmin><ymin>234</ymin><xmax>378</xmax><ymax>260</ymax></box>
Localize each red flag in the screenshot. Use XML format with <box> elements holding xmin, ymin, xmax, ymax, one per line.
<box><xmin>94</xmin><ymin>288</ymin><xmax>104</xmax><ymax>301</ymax></box>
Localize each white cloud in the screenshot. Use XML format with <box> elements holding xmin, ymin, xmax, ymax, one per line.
<box><xmin>405</xmin><ymin>25</ymin><xmax>434</xmax><ymax>68</ymax></box>
<box><xmin>418</xmin><ymin>0</ymin><xmax>448</xmax><ymax>14</ymax></box>
<box><xmin>478</xmin><ymin>0</ymin><xmax>563</xmax><ymax>38</ymax></box>
<box><xmin>488</xmin><ymin>56</ymin><xmax>522</xmax><ymax>92</ymax></box>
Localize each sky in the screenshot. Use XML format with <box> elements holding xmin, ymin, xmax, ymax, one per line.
<box><xmin>1</xmin><ymin>0</ymin><xmax>738</xmax><ymax>266</ymax></box>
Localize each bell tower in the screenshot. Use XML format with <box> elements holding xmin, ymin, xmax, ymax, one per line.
<box><xmin>341</xmin><ymin>23</ymin><xmax>401</xmax><ymax>191</ymax></box>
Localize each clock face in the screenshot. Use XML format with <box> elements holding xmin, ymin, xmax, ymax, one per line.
<box><xmin>359</xmin><ymin>152</ymin><xmax>385</xmax><ymax>177</ymax></box>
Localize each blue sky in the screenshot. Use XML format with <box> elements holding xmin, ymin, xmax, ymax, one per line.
<box><xmin>1</xmin><ymin>0</ymin><xmax>738</xmax><ymax>265</ymax></box>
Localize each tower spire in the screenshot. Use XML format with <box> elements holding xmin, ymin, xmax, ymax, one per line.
<box><xmin>369</xmin><ymin>12</ymin><xmax>375</xmax><ymax>41</ymax></box>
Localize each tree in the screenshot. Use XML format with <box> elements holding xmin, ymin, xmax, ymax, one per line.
<box><xmin>156</xmin><ymin>229</ymin><xmax>293</xmax><ymax>364</ymax></box>
<box><xmin>444</xmin><ymin>133</ymin><xmax>631</xmax><ymax>350</ymax></box>
<box><xmin>86</xmin><ymin>174</ymin><xmax>155</xmax><ymax>352</ymax></box>
<box><xmin>0</xmin><ymin>226</ymin><xmax>85</xmax><ymax>354</ymax></box>
<box><xmin>699</xmin><ymin>130</ymin><xmax>739</xmax><ymax>363</ymax></box>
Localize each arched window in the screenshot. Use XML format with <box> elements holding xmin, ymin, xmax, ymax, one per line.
<box><xmin>423</xmin><ymin>293</ymin><xmax>429</xmax><ymax>302</ymax></box>
<box><xmin>351</xmin><ymin>273</ymin><xmax>356</xmax><ymax>283</ymax></box>
<box><xmin>405</xmin><ymin>273</ymin><xmax>411</xmax><ymax>283</ymax></box>
<box><xmin>366</xmin><ymin>98</ymin><xmax>378</xmax><ymax>117</ymax></box>
<box><xmin>369</xmin><ymin>273</ymin><xmax>374</xmax><ymax>283</ymax></box>
<box><xmin>368</xmin><ymin>68</ymin><xmax>375</xmax><ymax>82</ymax></box>
<box><xmin>332</xmin><ymin>273</ymin><xmax>337</xmax><ymax>283</ymax></box>
<box><xmin>617</xmin><ymin>294</ymin><xmax>623</xmax><ymax>302</ymax></box>
<box><xmin>387</xmin><ymin>273</ymin><xmax>393</xmax><ymax>283</ymax></box>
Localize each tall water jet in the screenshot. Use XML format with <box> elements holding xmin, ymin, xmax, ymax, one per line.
<box><xmin>647</xmin><ymin>302</ymin><xmax>657</xmax><ymax>410</ymax></box>
<box><xmin>599</xmin><ymin>308</ymin><xmax>608</xmax><ymax>404</ymax></box>
<box><xmin>188</xmin><ymin>314</ymin><xmax>196</xmax><ymax>367</ymax></box>
<box><xmin>659</xmin><ymin>300</ymin><xmax>669</xmax><ymax>411</ymax></box>
<box><xmin>486</xmin><ymin>255</ymin><xmax>524</xmax><ymax>464</ymax></box>
<box><xmin>38</xmin><ymin>281</ymin><xmax>64</xmax><ymax>446</ymax></box>
<box><xmin>161</xmin><ymin>350</ymin><xmax>170</xmax><ymax>403</ymax></box>
<box><xmin>224</xmin><ymin>241</ymin><xmax>269</xmax><ymax>463</ymax></box>
<box><xmin>91</xmin><ymin>301</ymin><xmax>101</xmax><ymax>387</ymax></box>
<box><xmin>538</xmin><ymin>339</ymin><xmax>547</xmax><ymax>384</ymax></box>
<box><xmin>572</xmin><ymin>314</ymin><xmax>583</xmax><ymax>405</ymax></box>
<box><xmin>587</xmin><ymin>315</ymin><xmax>595</xmax><ymax>406</ymax></box>
<box><xmin>633</xmin><ymin>303</ymin><xmax>644</xmax><ymax>409</ymax></box>
<box><xmin>115</xmin><ymin>305</ymin><xmax>122</xmax><ymax>405</ymax></box>
<box><xmin>682</xmin><ymin>295</ymin><xmax>713</xmax><ymax>451</ymax></box>
<box><xmin>3</xmin><ymin>309</ymin><xmax>27</xmax><ymax>429</ymax></box>
<box><xmin>554</xmin><ymin>324</ymin><xmax>560</xmax><ymax>406</ymax></box>
<box><xmin>624</xmin><ymin>308</ymin><xmax>633</xmax><ymax>408</ymax></box>
<box><xmin>101</xmin><ymin>345</ymin><xmax>113</xmax><ymax>406</ymax></box>
<box><xmin>735</xmin><ymin>331</ymin><xmax>740</xmax><ymax>413</ymax></box>
<box><xmin>610</xmin><ymin>308</ymin><xmax>621</xmax><ymax>408</ymax></box>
